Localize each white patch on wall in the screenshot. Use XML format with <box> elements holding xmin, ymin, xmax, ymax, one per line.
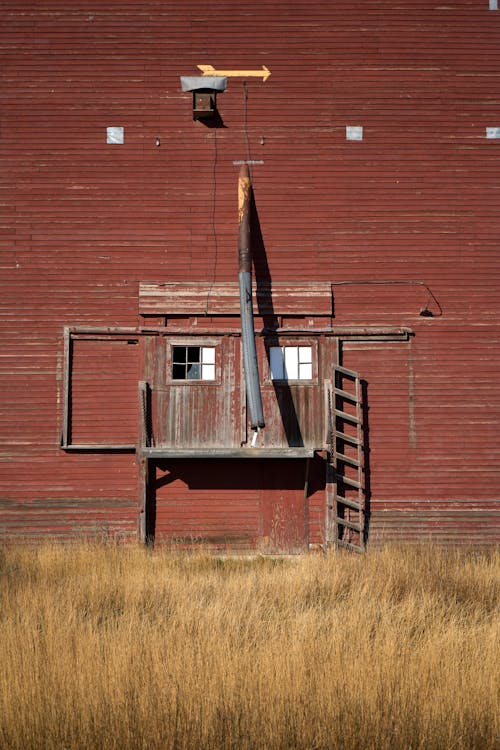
<box><xmin>346</xmin><ymin>126</ymin><xmax>363</xmax><ymax>141</ymax></box>
<box><xmin>486</xmin><ymin>127</ymin><xmax>500</xmax><ymax>139</ymax></box>
<box><xmin>106</xmin><ymin>127</ymin><xmax>124</xmax><ymax>144</ymax></box>
<box><xmin>489</xmin><ymin>0</ymin><xmax>498</xmax><ymax>11</ymax></box>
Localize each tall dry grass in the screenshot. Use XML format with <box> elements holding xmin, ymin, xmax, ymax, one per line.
<box><xmin>0</xmin><ymin>542</ymin><xmax>498</xmax><ymax>750</ymax></box>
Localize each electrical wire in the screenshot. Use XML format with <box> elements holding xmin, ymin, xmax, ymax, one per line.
<box><xmin>242</xmin><ymin>81</ymin><xmax>252</xmax><ymax>172</ymax></box>
<box><xmin>205</xmin><ymin>83</ymin><xmax>252</xmax><ymax>314</ymax></box>
<box><xmin>331</xmin><ymin>280</ymin><xmax>443</xmax><ymax>316</ymax></box>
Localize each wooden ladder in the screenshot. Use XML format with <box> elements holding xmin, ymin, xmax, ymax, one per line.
<box><xmin>327</xmin><ymin>365</ymin><xmax>365</xmax><ymax>552</ymax></box>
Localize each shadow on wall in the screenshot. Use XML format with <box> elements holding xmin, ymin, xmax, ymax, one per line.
<box><xmin>154</xmin><ymin>457</ymin><xmax>325</xmax><ymax>492</ymax></box>
<box><xmin>198</xmin><ymin>109</ymin><xmax>227</xmax><ymax>128</ymax></box>
<box><xmin>144</xmin><ymin>456</ymin><xmax>327</xmax><ymax>548</ymax></box>
<box><xmin>251</xmin><ymin>192</ymin><xmax>304</xmax><ymax>447</ymax></box>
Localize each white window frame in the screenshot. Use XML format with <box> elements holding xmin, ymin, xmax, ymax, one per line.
<box><xmin>269</xmin><ymin>345</ymin><xmax>314</xmax><ymax>382</ymax></box>
<box><xmin>170</xmin><ymin>344</ymin><xmax>217</xmax><ymax>382</ymax></box>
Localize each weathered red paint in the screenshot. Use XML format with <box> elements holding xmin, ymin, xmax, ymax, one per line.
<box><xmin>154</xmin><ymin>459</ymin><xmax>315</xmax><ymax>553</ymax></box>
<box><xmin>1</xmin><ymin>1</ymin><xmax>499</xmax><ymax>548</ymax></box>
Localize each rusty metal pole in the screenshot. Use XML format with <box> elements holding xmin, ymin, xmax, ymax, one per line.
<box><xmin>238</xmin><ymin>165</ymin><xmax>265</xmax><ymax>433</ymax></box>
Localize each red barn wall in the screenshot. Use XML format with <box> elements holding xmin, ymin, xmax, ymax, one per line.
<box><xmin>1</xmin><ymin>1</ymin><xmax>499</xmax><ymax>545</ymax></box>
<box><xmin>154</xmin><ymin>459</ymin><xmax>314</xmax><ymax>553</ymax></box>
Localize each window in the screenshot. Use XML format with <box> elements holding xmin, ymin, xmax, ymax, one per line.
<box><xmin>172</xmin><ymin>346</ymin><xmax>215</xmax><ymax>380</ymax></box>
<box><xmin>106</xmin><ymin>126</ymin><xmax>124</xmax><ymax>144</ymax></box>
<box><xmin>269</xmin><ymin>346</ymin><xmax>312</xmax><ymax>381</ymax></box>
<box><xmin>346</xmin><ymin>125</ymin><xmax>363</xmax><ymax>141</ymax></box>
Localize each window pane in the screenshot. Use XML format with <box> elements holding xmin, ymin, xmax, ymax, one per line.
<box><xmin>187</xmin><ymin>347</ymin><xmax>200</xmax><ymax>363</ymax></box>
<box><xmin>298</xmin><ymin>346</ymin><xmax>312</xmax><ymax>364</ymax></box>
<box><xmin>186</xmin><ymin>363</ymin><xmax>201</xmax><ymax>380</ymax></box>
<box><xmin>202</xmin><ymin>347</ymin><xmax>215</xmax><ymax>364</ymax></box>
<box><xmin>172</xmin><ymin>346</ymin><xmax>186</xmax><ymax>364</ymax></box>
<box><xmin>202</xmin><ymin>364</ymin><xmax>215</xmax><ymax>380</ymax></box>
<box><xmin>299</xmin><ymin>362</ymin><xmax>312</xmax><ymax>380</ymax></box>
<box><xmin>270</xmin><ymin>347</ymin><xmax>284</xmax><ymax>380</ymax></box>
<box><xmin>186</xmin><ymin>363</ymin><xmax>200</xmax><ymax>379</ymax></box>
<box><xmin>172</xmin><ymin>364</ymin><xmax>186</xmax><ymax>379</ymax></box>
<box><xmin>107</xmin><ymin>126</ymin><xmax>124</xmax><ymax>144</ymax></box>
<box><xmin>284</xmin><ymin>347</ymin><xmax>299</xmax><ymax>380</ymax></box>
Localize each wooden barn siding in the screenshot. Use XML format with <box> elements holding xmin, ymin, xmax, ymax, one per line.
<box><xmin>155</xmin><ymin>335</ymin><xmax>243</xmax><ymax>449</ymax></box>
<box><xmin>70</xmin><ymin>337</ymin><xmax>139</xmax><ymax>446</ymax></box>
<box><xmin>154</xmin><ymin>458</ymin><xmax>314</xmax><ymax>553</ymax></box>
<box><xmin>1</xmin><ymin>1</ymin><xmax>499</xmax><ymax>544</ymax></box>
<box><xmin>342</xmin><ymin>337</ymin><xmax>500</xmax><ymax>545</ymax></box>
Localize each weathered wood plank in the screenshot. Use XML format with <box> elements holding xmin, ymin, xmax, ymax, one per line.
<box><xmin>139</xmin><ymin>282</ymin><xmax>333</xmax><ymax>316</ymax></box>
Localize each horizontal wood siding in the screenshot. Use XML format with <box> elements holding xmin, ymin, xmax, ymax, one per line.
<box><xmin>367</xmin><ymin>501</ymin><xmax>500</xmax><ymax>546</ymax></box>
<box><xmin>342</xmin><ymin>339</ymin><xmax>500</xmax><ymax>545</ymax></box>
<box><xmin>139</xmin><ymin>282</ymin><xmax>333</xmax><ymax>316</ymax></box>
<box><xmin>1</xmin><ymin>1</ymin><xmax>499</xmax><ymax>544</ymax></box>
<box><xmin>0</xmin><ymin>495</ymin><xmax>138</xmax><ymax>542</ymax></box>
<box><xmin>70</xmin><ymin>338</ymin><xmax>139</xmax><ymax>446</ymax></box>
<box><xmin>154</xmin><ymin>459</ymin><xmax>313</xmax><ymax>553</ymax></box>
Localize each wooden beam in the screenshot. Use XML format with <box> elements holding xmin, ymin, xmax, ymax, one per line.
<box><xmin>60</xmin><ymin>326</ymin><xmax>71</xmax><ymax>448</ymax></box>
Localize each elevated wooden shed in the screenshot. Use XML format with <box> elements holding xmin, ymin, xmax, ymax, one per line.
<box><xmin>61</xmin><ymin>280</ymin><xmax>411</xmax><ymax>551</ymax></box>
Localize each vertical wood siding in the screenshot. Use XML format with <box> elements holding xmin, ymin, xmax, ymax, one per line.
<box><xmin>156</xmin><ymin>336</ymin><xmax>242</xmax><ymax>449</ymax></box>
<box><xmin>1</xmin><ymin>1</ymin><xmax>499</xmax><ymax>545</ymax></box>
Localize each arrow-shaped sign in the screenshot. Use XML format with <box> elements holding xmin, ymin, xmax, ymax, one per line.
<box><xmin>197</xmin><ymin>64</ymin><xmax>271</xmax><ymax>82</ymax></box>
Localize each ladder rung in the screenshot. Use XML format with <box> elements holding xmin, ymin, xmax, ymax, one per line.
<box><xmin>334</xmin><ymin>408</ymin><xmax>359</xmax><ymax>424</ymax></box>
<box><xmin>335</xmin><ymin>539</ymin><xmax>364</xmax><ymax>554</ymax></box>
<box><xmin>335</xmin><ymin>517</ymin><xmax>362</xmax><ymax>533</ymax></box>
<box><xmin>335</xmin><ymin>365</ymin><xmax>358</xmax><ymax>378</ymax></box>
<box><xmin>334</xmin><ymin>387</ymin><xmax>357</xmax><ymax>402</ymax></box>
<box><xmin>335</xmin><ymin>494</ymin><xmax>363</xmax><ymax>511</ymax></box>
<box><xmin>338</xmin><ymin>475</ymin><xmax>361</xmax><ymax>489</ymax></box>
<box><xmin>337</xmin><ymin>453</ymin><xmax>360</xmax><ymax>467</ymax></box>
<box><xmin>336</xmin><ymin>430</ymin><xmax>360</xmax><ymax>446</ymax></box>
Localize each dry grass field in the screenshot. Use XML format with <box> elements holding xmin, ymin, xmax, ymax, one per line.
<box><xmin>0</xmin><ymin>542</ymin><xmax>498</xmax><ymax>750</ymax></box>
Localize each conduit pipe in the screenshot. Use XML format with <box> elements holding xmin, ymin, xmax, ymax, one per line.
<box><xmin>238</xmin><ymin>165</ymin><xmax>265</xmax><ymax>433</ymax></box>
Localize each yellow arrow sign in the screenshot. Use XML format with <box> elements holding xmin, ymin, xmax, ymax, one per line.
<box><xmin>197</xmin><ymin>64</ymin><xmax>271</xmax><ymax>82</ymax></box>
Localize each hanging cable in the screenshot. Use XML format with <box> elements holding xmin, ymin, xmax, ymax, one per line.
<box><xmin>242</xmin><ymin>81</ymin><xmax>252</xmax><ymax>171</ymax></box>
<box><xmin>331</xmin><ymin>280</ymin><xmax>443</xmax><ymax>317</ymax></box>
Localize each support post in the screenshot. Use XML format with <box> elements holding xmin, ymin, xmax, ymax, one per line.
<box><xmin>137</xmin><ymin>380</ymin><xmax>150</xmax><ymax>544</ymax></box>
<box><xmin>137</xmin><ymin>455</ymin><xmax>149</xmax><ymax>544</ymax></box>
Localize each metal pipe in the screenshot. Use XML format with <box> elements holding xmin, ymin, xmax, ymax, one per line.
<box><xmin>238</xmin><ymin>165</ymin><xmax>265</xmax><ymax>431</ymax></box>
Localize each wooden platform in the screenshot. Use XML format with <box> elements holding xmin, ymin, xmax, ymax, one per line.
<box><xmin>141</xmin><ymin>448</ymin><xmax>316</xmax><ymax>459</ymax></box>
